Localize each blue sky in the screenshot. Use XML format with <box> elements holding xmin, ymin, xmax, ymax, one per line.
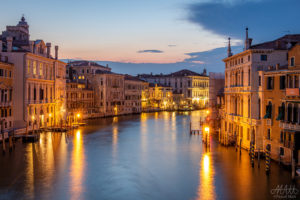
<box><xmin>1</xmin><ymin>0</ymin><xmax>300</xmax><ymax>74</ymax></box>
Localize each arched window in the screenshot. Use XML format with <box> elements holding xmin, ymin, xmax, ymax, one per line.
<box><xmin>293</xmin><ymin>104</ymin><xmax>298</xmax><ymax>123</ymax></box>
<box><xmin>248</xmin><ymin>97</ymin><xmax>251</xmax><ymax>118</ymax></box>
<box><xmin>287</xmin><ymin>103</ymin><xmax>293</xmax><ymax>122</ymax></box>
<box><xmin>258</xmin><ymin>98</ymin><xmax>261</xmax><ymax>119</ymax></box>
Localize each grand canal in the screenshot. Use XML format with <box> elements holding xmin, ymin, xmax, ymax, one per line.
<box><xmin>0</xmin><ymin>111</ymin><xmax>299</xmax><ymax>200</ymax></box>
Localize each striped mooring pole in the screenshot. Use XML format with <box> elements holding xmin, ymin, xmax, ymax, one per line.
<box><xmin>265</xmin><ymin>147</ymin><xmax>271</xmax><ymax>174</ymax></box>
<box><xmin>251</xmin><ymin>142</ymin><xmax>255</xmax><ymax>168</ymax></box>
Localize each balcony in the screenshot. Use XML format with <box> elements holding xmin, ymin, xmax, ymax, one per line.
<box><xmin>286</xmin><ymin>88</ymin><xmax>300</xmax><ymax>97</ymax></box>
<box><xmin>279</xmin><ymin>121</ymin><xmax>300</xmax><ymax>131</ymax></box>
<box><xmin>0</xmin><ymin>101</ymin><xmax>12</xmax><ymax>107</ymax></box>
<box><xmin>283</xmin><ymin>140</ymin><xmax>294</xmax><ymax>149</ymax></box>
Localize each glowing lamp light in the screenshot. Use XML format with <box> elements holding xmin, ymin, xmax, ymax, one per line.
<box><xmin>49</xmin><ymin>113</ymin><xmax>52</xmax><ymax>117</ymax></box>
<box><xmin>204</xmin><ymin>126</ymin><xmax>210</xmax><ymax>133</ymax></box>
<box><xmin>77</xmin><ymin>113</ymin><xmax>81</xmax><ymax>118</ymax></box>
<box><xmin>206</xmin><ymin>110</ymin><xmax>210</xmax><ymax>114</ymax></box>
<box><xmin>31</xmin><ymin>115</ymin><xmax>35</xmax><ymax>120</ymax></box>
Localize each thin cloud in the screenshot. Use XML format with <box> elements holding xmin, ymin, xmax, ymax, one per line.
<box><xmin>137</xmin><ymin>49</ymin><xmax>164</xmax><ymax>53</ymax></box>
<box><xmin>168</xmin><ymin>44</ymin><xmax>176</xmax><ymax>47</ymax></box>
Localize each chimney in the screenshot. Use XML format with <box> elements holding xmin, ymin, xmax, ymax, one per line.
<box><xmin>46</xmin><ymin>43</ymin><xmax>51</xmax><ymax>58</ymax></box>
<box><xmin>227</xmin><ymin>37</ymin><xmax>233</xmax><ymax>57</ymax></box>
<box><xmin>29</xmin><ymin>41</ymin><xmax>34</xmax><ymax>53</ymax></box>
<box><xmin>55</xmin><ymin>45</ymin><xmax>58</xmax><ymax>60</ymax></box>
<box><xmin>6</xmin><ymin>37</ymin><xmax>13</xmax><ymax>52</ymax></box>
<box><xmin>244</xmin><ymin>27</ymin><xmax>249</xmax><ymax>50</ymax></box>
<box><xmin>0</xmin><ymin>40</ymin><xmax>2</xmax><ymax>52</ymax></box>
<box><xmin>276</xmin><ymin>63</ymin><xmax>280</xmax><ymax>70</ymax></box>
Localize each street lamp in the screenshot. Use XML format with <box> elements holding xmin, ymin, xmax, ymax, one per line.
<box><xmin>204</xmin><ymin>126</ymin><xmax>210</xmax><ymax>146</ymax></box>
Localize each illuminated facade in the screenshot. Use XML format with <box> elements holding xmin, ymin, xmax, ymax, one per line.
<box><xmin>0</xmin><ymin>59</ymin><xmax>13</xmax><ymax>135</ymax></box>
<box><xmin>259</xmin><ymin>44</ymin><xmax>300</xmax><ymax>165</ymax></box>
<box><xmin>138</xmin><ymin>69</ymin><xmax>209</xmax><ymax>109</ymax></box>
<box><xmin>222</xmin><ymin>29</ymin><xmax>300</xmax><ymax>152</ymax></box>
<box><xmin>124</xmin><ymin>75</ymin><xmax>148</xmax><ymax>114</ymax></box>
<box><xmin>148</xmin><ymin>83</ymin><xmax>173</xmax><ymax>111</ymax></box>
<box><xmin>0</xmin><ymin>16</ymin><xmax>67</xmax><ymax>131</ymax></box>
<box><xmin>66</xmin><ymin>80</ymin><xmax>94</xmax><ymax>120</ymax></box>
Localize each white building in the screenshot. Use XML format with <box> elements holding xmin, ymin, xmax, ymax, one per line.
<box><xmin>0</xmin><ymin>16</ymin><xmax>66</xmax><ymax>131</ymax></box>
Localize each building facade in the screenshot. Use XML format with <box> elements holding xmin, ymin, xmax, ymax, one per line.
<box><xmin>0</xmin><ymin>59</ymin><xmax>13</xmax><ymax>137</ymax></box>
<box><xmin>138</xmin><ymin>69</ymin><xmax>209</xmax><ymax>109</ymax></box>
<box><xmin>66</xmin><ymin>80</ymin><xmax>94</xmax><ymax>121</ymax></box>
<box><xmin>259</xmin><ymin>44</ymin><xmax>300</xmax><ymax>165</ymax></box>
<box><xmin>0</xmin><ymin>16</ymin><xmax>67</xmax><ymax>131</ymax></box>
<box><xmin>221</xmin><ymin>29</ymin><xmax>300</xmax><ymax>152</ymax></box>
<box><xmin>124</xmin><ymin>75</ymin><xmax>148</xmax><ymax>114</ymax></box>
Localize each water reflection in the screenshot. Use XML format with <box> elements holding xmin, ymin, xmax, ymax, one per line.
<box><xmin>0</xmin><ymin>111</ymin><xmax>299</xmax><ymax>200</ymax></box>
<box><xmin>70</xmin><ymin>129</ymin><xmax>85</xmax><ymax>200</ymax></box>
<box><xmin>197</xmin><ymin>153</ymin><xmax>216</xmax><ymax>200</ymax></box>
<box><xmin>24</xmin><ymin>144</ymin><xmax>34</xmax><ymax>199</ymax></box>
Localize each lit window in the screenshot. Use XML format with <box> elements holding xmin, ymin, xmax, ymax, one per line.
<box><xmin>33</xmin><ymin>61</ymin><xmax>37</xmax><ymax>75</ymax></box>
<box><xmin>27</xmin><ymin>60</ymin><xmax>31</xmax><ymax>74</ymax></box>
<box><xmin>39</xmin><ymin>63</ymin><xmax>43</xmax><ymax>75</ymax></box>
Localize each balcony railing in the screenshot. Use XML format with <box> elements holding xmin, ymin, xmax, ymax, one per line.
<box><xmin>283</xmin><ymin>140</ymin><xmax>294</xmax><ymax>149</ymax></box>
<box><xmin>279</xmin><ymin>121</ymin><xmax>300</xmax><ymax>130</ymax></box>
<box><xmin>0</xmin><ymin>101</ymin><xmax>12</xmax><ymax>107</ymax></box>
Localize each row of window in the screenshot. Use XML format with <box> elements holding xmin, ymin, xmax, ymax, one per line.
<box><xmin>264</xmin><ymin>75</ymin><xmax>299</xmax><ymax>90</ymax></box>
<box><xmin>28</xmin><ymin>105</ymin><xmax>55</xmax><ymax>115</ymax></box>
<box><xmin>66</xmin><ymin>92</ymin><xmax>93</xmax><ymax>99</ymax></box>
<box><xmin>0</xmin><ymin>108</ymin><xmax>12</xmax><ymax>118</ymax></box>
<box><xmin>0</xmin><ymin>89</ymin><xmax>12</xmax><ymax>102</ymax></box>
<box><xmin>27</xmin><ymin>60</ymin><xmax>53</xmax><ymax>79</ymax></box>
<box><xmin>0</xmin><ymin>68</ymin><xmax>12</xmax><ymax>78</ymax></box>
<box><xmin>264</xmin><ymin>102</ymin><xmax>299</xmax><ymax>124</ymax></box>
<box><xmin>226</xmin><ymin>55</ymin><xmax>251</xmax><ymax>68</ymax></box>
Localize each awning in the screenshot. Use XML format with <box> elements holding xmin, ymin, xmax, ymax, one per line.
<box><xmin>264</xmin><ymin>105</ymin><xmax>272</xmax><ymax>119</ymax></box>
<box><xmin>276</xmin><ymin>106</ymin><xmax>284</xmax><ymax>121</ymax></box>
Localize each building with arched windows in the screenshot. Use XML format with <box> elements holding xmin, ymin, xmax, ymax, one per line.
<box><xmin>221</xmin><ymin>28</ymin><xmax>300</xmax><ymax>154</ymax></box>
<box><xmin>259</xmin><ymin>44</ymin><xmax>300</xmax><ymax>166</ymax></box>
<box><xmin>0</xmin><ymin>16</ymin><xmax>67</xmax><ymax>132</ymax></box>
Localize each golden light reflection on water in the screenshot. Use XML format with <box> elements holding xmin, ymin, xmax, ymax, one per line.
<box><xmin>197</xmin><ymin>154</ymin><xmax>216</xmax><ymax>200</ymax></box>
<box><xmin>70</xmin><ymin>129</ymin><xmax>85</xmax><ymax>200</ymax></box>
<box><xmin>24</xmin><ymin>144</ymin><xmax>34</xmax><ymax>199</ymax></box>
<box><xmin>140</xmin><ymin>113</ymin><xmax>148</xmax><ymax>160</ymax></box>
<box><xmin>112</xmin><ymin>125</ymin><xmax>118</xmax><ymax>160</ymax></box>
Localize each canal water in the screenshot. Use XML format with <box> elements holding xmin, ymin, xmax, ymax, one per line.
<box><xmin>0</xmin><ymin>111</ymin><xmax>299</xmax><ymax>200</ymax></box>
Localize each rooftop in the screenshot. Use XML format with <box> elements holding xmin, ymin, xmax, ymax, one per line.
<box><xmin>138</xmin><ymin>69</ymin><xmax>207</xmax><ymax>78</ymax></box>
<box><xmin>250</xmin><ymin>34</ymin><xmax>300</xmax><ymax>50</ymax></box>
<box><xmin>67</xmin><ymin>60</ymin><xmax>109</xmax><ymax>68</ymax></box>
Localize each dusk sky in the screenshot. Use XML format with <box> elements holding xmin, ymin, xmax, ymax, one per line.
<box><xmin>1</xmin><ymin>0</ymin><xmax>300</xmax><ymax>74</ymax></box>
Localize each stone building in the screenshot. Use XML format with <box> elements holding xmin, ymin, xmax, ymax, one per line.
<box><xmin>0</xmin><ymin>16</ymin><xmax>66</xmax><ymax>131</ymax></box>
<box><xmin>148</xmin><ymin>83</ymin><xmax>173</xmax><ymax>111</ymax></box>
<box><xmin>66</xmin><ymin>80</ymin><xmax>94</xmax><ymax>121</ymax></box>
<box><xmin>221</xmin><ymin>28</ymin><xmax>300</xmax><ymax>151</ymax></box>
<box><xmin>138</xmin><ymin>69</ymin><xmax>209</xmax><ymax>109</ymax></box>
<box><xmin>124</xmin><ymin>75</ymin><xmax>148</xmax><ymax>114</ymax></box>
<box><xmin>67</xmin><ymin>61</ymin><xmax>125</xmax><ymax>116</ymax></box>
<box><xmin>258</xmin><ymin>44</ymin><xmax>300</xmax><ymax>166</ymax></box>
<box><xmin>0</xmin><ymin>58</ymin><xmax>13</xmax><ymax>137</ymax></box>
